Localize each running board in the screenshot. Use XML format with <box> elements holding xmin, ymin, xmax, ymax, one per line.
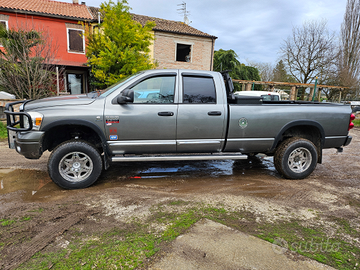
<box><xmin>111</xmin><ymin>153</ymin><xmax>248</xmax><ymax>162</ymax></box>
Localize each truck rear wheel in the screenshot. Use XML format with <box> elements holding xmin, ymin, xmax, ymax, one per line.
<box><xmin>48</xmin><ymin>140</ymin><xmax>103</xmax><ymax>189</ymax></box>
<box><xmin>274</xmin><ymin>137</ymin><xmax>318</xmax><ymax>179</ymax></box>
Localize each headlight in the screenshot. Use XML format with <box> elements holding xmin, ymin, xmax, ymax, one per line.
<box><xmin>23</xmin><ymin>112</ymin><xmax>44</xmax><ymax>131</ymax></box>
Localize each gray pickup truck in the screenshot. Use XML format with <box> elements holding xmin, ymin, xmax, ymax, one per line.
<box><xmin>5</xmin><ymin>69</ymin><xmax>354</xmax><ymax>189</ymax></box>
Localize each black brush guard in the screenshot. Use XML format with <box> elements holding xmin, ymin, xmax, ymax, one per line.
<box><xmin>4</xmin><ymin>100</ymin><xmax>33</xmax><ymax>132</ymax></box>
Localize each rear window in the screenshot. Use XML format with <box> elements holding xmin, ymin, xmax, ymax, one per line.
<box><xmin>261</xmin><ymin>95</ymin><xmax>280</xmax><ymax>101</ymax></box>
<box><xmin>183</xmin><ymin>76</ymin><xmax>216</xmax><ymax>104</ymax></box>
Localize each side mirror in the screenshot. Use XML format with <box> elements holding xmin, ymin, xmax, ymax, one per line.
<box><xmin>117</xmin><ymin>89</ymin><xmax>134</xmax><ymax>104</ymax></box>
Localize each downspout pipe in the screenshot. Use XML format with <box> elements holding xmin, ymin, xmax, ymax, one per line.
<box><xmin>210</xmin><ymin>37</ymin><xmax>215</xmax><ymax>71</ymax></box>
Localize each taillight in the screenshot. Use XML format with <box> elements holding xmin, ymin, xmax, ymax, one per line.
<box><xmin>349</xmin><ymin>114</ymin><xmax>355</xmax><ymax>130</ymax></box>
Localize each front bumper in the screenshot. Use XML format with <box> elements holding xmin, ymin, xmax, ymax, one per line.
<box><xmin>12</xmin><ymin>131</ymin><xmax>45</xmax><ymax>159</ymax></box>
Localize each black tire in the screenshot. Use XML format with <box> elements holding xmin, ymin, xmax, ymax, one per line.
<box><xmin>48</xmin><ymin>140</ymin><xmax>103</xmax><ymax>189</ymax></box>
<box><xmin>274</xmin><ymin>137</ymin><xmax>318</xmax><ymax>179</ymax></box>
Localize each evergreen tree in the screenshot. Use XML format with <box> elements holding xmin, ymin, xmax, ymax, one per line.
<box><xmin>86</xmin><ymin>0</ymin><xmax>156</xmax><ymax>88</ymax></box>
<box><xmin>273</xmin><ymin>60</ymin><xmax>288</xmax><ymax>82</ymax></box>
<box><xmin>213</xmin><ymin>49</ymin><xmax>261</xmax><ymax>90</ymax></box>
<box><xmin>273</xmin><ymin>60</ymin><xmax>297</xmax><ymax>83</ymax></box>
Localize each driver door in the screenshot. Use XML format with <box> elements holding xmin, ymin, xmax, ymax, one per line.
<box><xmin>104</xmin><ymin>74</ymin><xmax>178</xmax><ymax>154</ymax></box>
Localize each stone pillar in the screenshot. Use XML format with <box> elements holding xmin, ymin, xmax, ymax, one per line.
<box><xmin>317</xmin><ymin>88</ymin><xmax>322</xmax><ymax>102</ymax></box>
<box><xmin>290</xmin><ymin>86</ymin><xmax>296</xmax><ymax>100</ymax></box>
<box><xmin>308</xmin><ymin>88</ymin><xmax>314</xmax><ymax>101</ymax></box>
<box><xmin>245</xmin><ymin>83</ymin><xmax>252</xmax><ymax>91</ymax></box>
<box><xmin>339</xmin><ymin>89</ymin><xmax>342</xmax><ymax>102</ymax></box>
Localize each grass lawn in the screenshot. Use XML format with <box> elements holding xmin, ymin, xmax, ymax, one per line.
<box><xmin>0</xmin><ymin>121</ymin><xmax>7</xmax><ymax>140</ymax></box>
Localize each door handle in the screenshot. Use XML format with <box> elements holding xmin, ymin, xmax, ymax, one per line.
<box><xmin>158</xmin><ymin>111</ymin><xmax>174</xmax><ymax>116</ymax></box>
<box><xmin>208</xmin><ymin>111</ymin><xmax>222</xmax><ymax>116</ymax></box>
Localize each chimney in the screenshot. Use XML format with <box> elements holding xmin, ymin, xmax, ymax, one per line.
<box><xmin>81</xmin><ymin>2</ymin><xmax>85</xmax><ymax>5</ymax></box>
<box><xmin>73</xmin><ymin>0</ymin><xmax>79</xmax><ymax>4</ymax></box>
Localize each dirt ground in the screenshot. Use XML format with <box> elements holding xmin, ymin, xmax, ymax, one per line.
<box><xmin>0</xmin><ymin>128</ymin><xmax>359</xmax><ymax>269</ymax></box>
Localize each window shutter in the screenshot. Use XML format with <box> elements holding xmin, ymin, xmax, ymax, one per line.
<box><xmin>68</xmin><ymin>29</ymin><xmax>84</xmax><ymax>53</ymax></box>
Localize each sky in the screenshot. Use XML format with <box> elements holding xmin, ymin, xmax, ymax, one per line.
<box><xmin>67</xmin><ymin>0</ymin><xmax>347</xmax><ymax>65</ymax></box>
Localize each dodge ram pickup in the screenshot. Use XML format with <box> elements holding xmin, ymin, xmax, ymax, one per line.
<box><xmin>5</xmin><ymin>69</ymin><xmax>355</xmax><ymax>189</ymax></box>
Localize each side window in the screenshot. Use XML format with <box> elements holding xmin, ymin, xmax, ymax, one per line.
<box><xmin>67</xmin><ymin>28</ymin><xmax>84</xmax><ymax>53</ymax></box>
<box><xmin>183</xmin><ymin>76</ymin><xmax>216</xmax><ymax>104</ymax></box>
<box><xmin>131</xmin><ymin>76</ymin><xmax>176</xmax><ymax>104</ymax></box>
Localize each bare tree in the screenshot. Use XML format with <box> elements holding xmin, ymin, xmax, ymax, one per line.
<box><xmin>337</xmin><ymin>0</ymin><xmax>360</xmax><ymax>99</ymax></box>
<box><xmin>280</xmin><ymin>20</ymin><xmax>337</xmax><ymax>84</ymax></box>
<box><xmin>246</xmin><ymin>61</ymin><xmax>274</xmax><ymax>82</ymax></box>
<box><xmin>0</xmin><ymin>24</ymin><xmax>61</xmax><ymax>99</ymax></box>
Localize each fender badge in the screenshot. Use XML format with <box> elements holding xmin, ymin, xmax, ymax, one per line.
<box><xmin>110</xmin><ymin>135</ymin><xmax>118</xmax><ymax>140</ymax></box>
<box><xmin>239</xmin><ymin>117</ymin><xmax>248</xmax><ymax>129</ymax></box>
<box><xmin>109</xmin><ymin>128</ymin><xmax>117</xmax><ymax>134</ymax></box>
<box><xmin>106</xmin><ymin>115</ymin><xmax>120</xmax><ymax>124</ymax></box>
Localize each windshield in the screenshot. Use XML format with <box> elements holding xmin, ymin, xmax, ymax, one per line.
<box><xmin>98</xmin><ymin>72</ymin><xmax>143</xmax><ymax>98</ymax></box>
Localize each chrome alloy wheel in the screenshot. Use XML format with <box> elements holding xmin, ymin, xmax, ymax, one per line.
<box><xmin>287</xmin><ymin>147</ymin><xmax>312</xmax><ymax>173</ymax></box>
<box><xmin>59</xmin><ymin>151</ymin><xmax>93</xmax><ymax>182</ymax></box>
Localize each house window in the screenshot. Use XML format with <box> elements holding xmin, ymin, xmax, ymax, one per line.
<box><xmin>176</xmin><ymin>43</ymin><xmax>191</xmax><ymax>62</ymax></box>
<box><xmin>0</xmin><ymin>20</ymin><xmax>8</xmax><ymax>47</ymax></box>
<box><xmin>0</xmin><ymin>21</ymin><xmax>7</xmax><ymax>30</ymax></box>
<box><xmin>67</xmin><ymin>28</ymin><xmax>84</xmax><ymax>53</ymax></box>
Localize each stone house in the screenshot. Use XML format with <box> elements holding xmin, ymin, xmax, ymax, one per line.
<box><xmin>131</xmin><ymin>14</ymin><xmax>217</xmax><ymax>71</ymax></box>
<box><xmin>87</xmin><ymin>7</ymin><xmax>217</xmax><ymax>71</ymax></box>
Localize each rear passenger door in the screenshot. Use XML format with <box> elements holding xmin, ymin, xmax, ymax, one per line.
<box><xmin>176</xmin><ymin>72</ymin><xmax>227</xmax><ymax>152</ymax></box>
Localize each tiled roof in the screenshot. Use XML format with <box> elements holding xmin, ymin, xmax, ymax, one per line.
<box><xmin>0</xmin><ymin>1</ymin><xmax>216</xmax><ymax>38</ymax></box>
<box><xmin>0</xmin><ymin>0</ymin><xmax>93</xmax><ymax>20</ymax></box>
<box><xmin>132</xmin><ymin>14</ymin><xmax>216</xmax><ymax>39</ymax></box>
<box><xmin>88</xmin><ymin>6</ymin><xmax>216</xmax><ymax>39</ymax></box>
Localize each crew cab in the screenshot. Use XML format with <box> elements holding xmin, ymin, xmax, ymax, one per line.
<box><xmin>5</xmin><ymin>69</ymin><xmax>355</xmax><ymax>189</ymax></box>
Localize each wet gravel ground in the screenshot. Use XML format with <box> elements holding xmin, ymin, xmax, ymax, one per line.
<box><xmin>0</xmin><ymin>128</ymin><xmax>359</xmax><ymax>268</ymax></box>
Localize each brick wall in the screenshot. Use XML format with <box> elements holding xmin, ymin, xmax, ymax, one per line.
<box><xmin>153</xmin><ymin>32</ymin><xmax>214</xmax><ymax>71</ymax></box>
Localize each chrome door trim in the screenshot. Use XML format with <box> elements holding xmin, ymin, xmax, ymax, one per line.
<box><xmin>325</xmin><ymin>136</ymin><xmax>348</xmax><ymax>140</ymax></box>
<box><xmin>107</xmin><ymin>140</ymin><xmax>176</xmax><ymax>146</ymax></box>
<box><xmin>177</xmin><ymin>139</ymin><xmax>224</xmax><ymax>145</ymax></box>
<box><xmin>227</xmin><ymin>138</ymin><xmax>274</xmax><ymax>142</ymax></box>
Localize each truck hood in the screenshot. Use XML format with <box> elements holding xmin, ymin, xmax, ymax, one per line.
<box><xmin>24</xmin><ymin>94</ymin><xmax>96</xmax><ymax>111</ymax></box>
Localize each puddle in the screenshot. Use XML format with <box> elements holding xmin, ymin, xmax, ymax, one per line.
<box><xmin>0</xmin><ymin>156</ymin><xmax>286</xmax><ymax>201</ymax></box>
<box><xmin>0</xmin><ymin>169</ymin><xmax>65</xmax><ymax>202</ymax></box>
<box><xmin>0</xmin><ymin>169</ymin><xmax>16</xmax><ymax>174</ymax></box>
<box><xmin>94</xmin><ymin>156</ymin><xmax>284</xmax><ymax>197</ymax></box>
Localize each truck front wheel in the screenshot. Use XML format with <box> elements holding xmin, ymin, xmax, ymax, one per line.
<box><xmin>274</xmin><ymin>137</ymin><xmax>318</xmax><ymax>179</ymax></box>
<box><xmin>48</xmin><ymin>140</ymin><xmax>103</xmax><ymax>189</ymax></box>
